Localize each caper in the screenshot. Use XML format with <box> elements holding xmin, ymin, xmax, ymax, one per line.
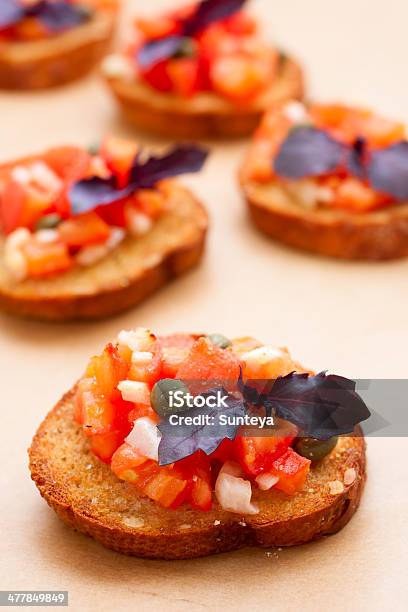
<box><xmin>76</xmin><ymin>5</ymin><xmax>94</xmax><ymax>20</ymax></box>
<box><xmin>206</xmin><ymin>334</ymin><xmax>232</xmax><ymax>349</ymax></box>
<box><xmin>151</xmin><ymin>378</ymin><xmax>190</xmax><ymax>418</ymax></box>
<box><xmin>173</xmin><ymin>37</ymin><xmax>197</xmax><ymax>59</ymax></box>
<box><xmin>34</xmin><ymin>213</ymin><xmax>62</xmax><ymax>231</ymax></box>
<box><xmin>294</xmin><ymin>436</ymin><xmax>338</xmax><ymax>461</ymax></box>
<box><xmin>87</xmin><ymin>142</ymin><xmax>100</xmax><ymax>155</ymax></box>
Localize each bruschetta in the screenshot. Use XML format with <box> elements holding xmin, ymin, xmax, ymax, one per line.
<box><xmin>29</xmin><ymin>329</ymin><xmax>368</xmax><ymax>559</ymax></box>
<box><xmin>241</xmin><ymin>100</ymin><xmax>408</xmax><ymax>259</ymax></box>
<box><xmin>0</xmin><ymin>140</ymin><xmax>208</xmax><ymax>320</ymax></box>
<box><xmin>102</xmin><ymin>0</ymin><xmax>304</xmax><ymax>138</ymax></box>
<box><xmin>0</xmin><ymin>0</ymin><xmax>117</xmax><ymax>89</ymax></box>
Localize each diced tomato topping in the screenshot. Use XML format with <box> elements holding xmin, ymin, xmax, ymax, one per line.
<box><xmin>44</xmin><ymin>147</ymin><xmax>91</xmax><ymax>217</ymax></box>
<box><xmin>234</xmin><ymin>419</ymin><xmax>298</xmax><ymax>476</ymax></box>
<box><xmin>310</xmin><ymin>104</ymin><xmax>406</xmax><ymax>147</ymax></box>
<box><xmin>87</xmin><ymin>343</ymin><xmax>129</xmax><ymax>400</ymax></box>
<box><xmin>90</xmin><ymin>430</ymin><xmax>124</xmax><ymax>463</ymax></box>
<box><xmin>135</xmin><ymin>16</ymin><xmax>179</xmax><ymax>40</ymax></box>
<box><xmin>75</xmin><ymin>377</ymin><xmax>115</xmax><ymax>436</ymax></box>
<box><xmin>111</xmin><ymin>443</ymin><xmax>150</xmax><ymax>481</ymax></box>
<box><xmin>229</xmin><ymin>336</ymin><xmax>263</xmax><ymax>355</ymax></box>
<box><xmin>159</xmin><ymin>333</ymin><xmax>196</xmax><ymax>378</ymax></box>
<box><xmin>134</xmin><ymin>189</ymin><xmax>167</xmax><ymax>219</ymax></box>
<box><xmin>144</xmin><ymin>468</ymin><xmax>188</xmax><ymax>508</ymax></box>
<box><xmin>128</xmin><ymin>341</ymin><xmax>162</xmax><ymax>387</ymax></box>
<box><xmin>100</xmin><ymin>136</ymin><xmax>138</xmax><ymax>189</ymax></box>
<box><xmin>210</xmin><ymin>54</ymin><xmax>268</xmax><ymax>102</ymax></box>
<box><xmin>223</xmin><ymin>12</ymin><xmax>257</xmax><ymax>36</ymax></box>
<box><xmin>22</xmin><ymin>238</ymin><xmax>72</xmax><ymax>278</ymax></box>
<box><xmin>14</xmin><ymin>17</ymin><xmax>47</xmax><ymax>41</ymax></box>
<box><xmin>58</xmin><ymin>212</ymin><xmax>110</xmax><ymax>248</ymax></box>
<box><xmin>95</xmin><ymin>201</ymin><xmax>127</xmax><ymax>227</ymax></box>
<box><xmin>177</xmin><ymin>337</ymin><xmax>241</xmax><ymax>393</ymax></box>
<box><xmin>44</xmin><ymin>147</ymin><xmax>91</xmax><ymax>182</ymax></box>
<box><xmin>141</xmin><ymin>60</ymin><xmax>174</xmax><ymax>92</ymax></box>
<box><xmin>0</xmin><ymin>180</ymin><xmax>27</xmax><ymax>234</ymax></box>
<box><xmin>166</xmin><ymin>58</ymin><xmax>201</xmax><ymax>97</ymax></box>
<box><xmin>270</xmin><ymin>448</ymin><xmax>311</xmax><ymax>495</ymax></box>
<box><xmin>333</xmin><ymin>177</ymin><xmax>392</xmax><ymax>212</ymax></box>
<box><xmin>177</xmin><ymin>451</ymin><xmax>212</xmax><ymax>511</ymax></box>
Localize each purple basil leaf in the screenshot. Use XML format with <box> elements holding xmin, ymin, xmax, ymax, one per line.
<box><xmin>69</xmin><ymin>144</ymin><xmax>208</xmax><ymax>215</ymax></box>
<box><xmin>262</xmin><ymin>372</ymin><xmax>370</xmax><ymax>440</ymax></box>
<box><xmin>274</xmin><ymin>127</ymin><xmax>346</xmax><ymax>179</ymax></box>
<box><xmin>367</xmin><ymin>141</ymin><xmax>408</xmax><ymax>200</ymax></box>
<box><xmin>0</xmin><ymin>0</ymin><xmax>23</xmax><ymax>29</ymax></box>
<box><xmin>138</xmin><ymin>35</ymin><xmax>188</xmax><ymax>70</ymax></box>
<box><xmin>158</xmin><ymin>388</ymin><xmax>246</xmax><ymax>466</ymax></box>
<box><xmin>183</xmin><ymin>0</ymin><xmax>247</xmax><ymax>36</ymax></box>
<box><xmin>129</xmin><ymin>144</ymin><xmax>208</xmax><ymax>188</ymax></box>
<box><xmin>28</xmin><ymin>1</ymin><xmax>89</xmax><ymax>33</ymax></box>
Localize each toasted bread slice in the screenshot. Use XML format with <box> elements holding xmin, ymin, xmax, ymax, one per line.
<box><xmin>241</xmin><ymin>177</ymin><xmax>408</xmax><ymax>260</ymax></box>
<box><xmin>29</xmin><ymin>384</ymin><xmax>366</xmax><ymax>560</ymax></box>
<box><xmin>0</xmin><ymin>9</ymin><xmax>116</xmax><ymax>89</ymax></box>
<box><xmin>105</xmin><ymin>56</ymin><xmax>304</xmax><ymax>139</ymax></box>
<box><xmin>0</xmin><ymin>184</ymin><xmax>208</xmax><ymax>320</ymax></box>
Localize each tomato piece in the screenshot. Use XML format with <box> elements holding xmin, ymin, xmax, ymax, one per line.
<box><xmin>143</xmin><ymin>469</ymin><xmax>188</xmax><ymax>509</ymax></box>
<box><xmin>140</xmin><ymin>60</ymin><xmax>173</xmax><ymax>92</ymax></box>
<box><xmin>210</xmin><ymin>53</ymin><xmax>268</xmax><ymax>102</ymax></box>
<box><xmin>75</xmin><ymin>377</ymin><xmax>115</xmax><ymax>436</ymax></box>
<box><xmin>100</xmin><ymin>136</ymin><xmax>138</xmax><ymax>189</ymax></box>
<box><xmin>134</xmin><ymin>189</ymin><xmax>167</xmax><ymax>219</ymax></box>
<box><xmin>128</xmin><ymin>341</ymin><xmax>162</xmax><ymax>387</ymax></box>
<box><xmin>176</xmin><ymin>451</ymin><xmax>213</xmax><ymax>511</ymax></box>
<box><xmin>167</xmin><ymin>58</ymin><xmax>200</xmax><ymax>97</ymax></box>
<box><xmin>44</xmin><ymin>147</ymin><xmax>91</xmax><ymax>182</ymax></box>
<box><xmin>95</xmin><ymin>201</ymin><xmax>127</xmax><ymax>227</ymax></box>
<box><xmin>334</xmin><ymin>177</ymin><xmax>392</xmax><ymax>212</ymax></box>
<box><xmin>22</xmin><ymin>238</ymin><xmax>72</xmax><ymax>278</ymax></box>
<box><xmin>271</xmin><ymin>448</ymin><xmax>311</xmax><ymax>495</ymax></box>
<box><xmin>159</xmin><ymin>334</ymin><xmax>196</xmax><ymax>378</ymax></box>
<box><xmin>0</xmin><ymin>180</ymin><xmax>26</xmax><ymax>234</ymax></box>
<box><xmin>14</xmin><ymin>17</ymin><xmax>47</xmax><ymax>41</ymax></box>
<box><xmin>87</xmin><ymin>343</ymin><xmax>129</xmax><ymax>399</ymax></box>
<box><xmin>355</xmin><ymin>115</ymin><xmax>405</xmax><ymax>148</ymax></box>
<box><xmin>235</xmin><ymin>419</ymin><xmax>298</xmax><ymax>476</ymax></box>
<box><xmin>177</xmin><ymin>337</ymin><xmax>241</xmax><ymax>393</ymax></box>
<box><xmin>111</xmin><ymin>442</ymin><xmax>150</xmax><ymax>482</ymax></box>
<box><xmin>211</xmin><ymin>438</ymin><xmax>235</xmax><ymax>463</ymax></box>
<box><xmin>90</xmin><ymin>430</ymin><xmax>123</xmax><ymax>463</ymax></box>
<box><xmin>58</xmin><ymin>212</ymin><xmax>110</xmax><ymax>248</ymax></box>
<box><xmin>135</xmin><ymin>16</ymin><xmax>179</xmax><ymax>39</ymax></box>
<box><xmin>223</xmin><ymin>12</ymin><xmax>257</xmax><ymax>35</ymax></box>
<box><xmin>229</xmin><ymin>336</ymin><xmax>263</xmax><ymax>355</ymax></box>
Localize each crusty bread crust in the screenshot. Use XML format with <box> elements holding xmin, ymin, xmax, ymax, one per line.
<box><xmin>0</xmin><ymin>184</ymin><xmax>208</xmax><ymax>320</ymax></box>
<box><xmin>242</xmin><ymin>177</ymin><xmax>408</xmax><ymax>260</ymax></box>
<box><xmin>105</xmin><ymin>56</ymin><xmax>304</xmax><ymax>139</ymax></box>
<box><xmin>29</xmin><ymin>385</ymin><xmax>366</xmax><ymax>560</ymax></box>
<box><xmin>0</xmin><ymin>9</ymin><xmax>116</xmax><ymax>89</ymax></box>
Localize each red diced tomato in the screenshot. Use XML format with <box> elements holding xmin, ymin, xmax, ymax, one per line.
<box><xmin>135</xmin><ymin>189</ymin><xmax>167</xmax><ymax>219</ymax></box>
<box><xmin>135</xmin><ymin>16</ymin><xmax>179</xmax><ymax>39</ymax></box>
<box><xmin>143</xmin><ymin>469</ymin><xmax>188</xmax><ymax>508</ymax></box>
<box><xmin>14</xmin><ymin>17</ymin><xmax>47</xmax><ymax>41</ymax></box>
<box><xmin>87</xmin><ymin>343</ymin><xmax>129</xmax><ymax>399</ymax></box>
<box><xmin>111</xmin><ymin>443</ymin><xmax>150</xmax><ymax>482</ymax></box>
<box><xmin>44</xmin><ymin>147</ymin><xmax>91</xmax><ymax>182</ymax></box>
<box><xmin>100</xmin><ymin>136</ymin><xmax>138</xmax><ymax>189</ymax></box>
<box><xmin>234</xmin><ymin>419</ymin><xmax>298</xmax><ymax>476</ymax></box>
<box><xmin>58</xmin><ymin>212</ymin><xmax>110</xmax><ymax>248</ymax></box>
<box><xmin>159</xmin><ymin>334</ymin><xmax>196</xmax><ymax>378</ymax></box>
<box><xmin>223</xmin><ymin>12</ymin><xmax>257</xmax><ymax>36</ymax></box>
<box><xmin>176</xmin><ymin>337</ymin><xmax>241</xmax><ymax>393</ymax></box>
<box><xmin>22</xmin><ymin>238</ymin><xmax>72</xmax><ymax>278</ymax></box>
<box><xmin>128</xmin><ymin>342</ymin><xmax>162</xmax><ymax>387</ymax></box>
<box><xmin>167</xmin><ymin>58</ymin><xmax>200</xmax><ymax>97</ymax></box>
<box><xmin>90</xmin><ymin>430</ymin><xmax>123</xmax><ymax>463</ymax></box>
<box><xmin>271</xmin><ymin>447</ymin><xmax>311</xmax><ymax>495</ymax></box>
<box><xmin>140</xmin><ymin>60</ymin><xmax>173</xmax><ymax>92</ymax></box>
<box><xmin>176</xmin><ymin>451</ymin><xmax>212</xmax><ymax>511</ymax></box>
<box><xmin>75</xmin><ymin>378</ymin><xmax>115</xmax><ymax>436</ymax></box>
<box><xmin>0</xmin><ymin>180</ymin><xmax>27</xmax><ymax>234</ymax></box>
<box><xmin>210</xmin><ymin>53</ymin><xmax>268</xmax><ymax>102</ymax></box>
<box><xmin>95</xmin><ymin>201</ymin><xmax>127</xmax><ymax>227</ymax></box>
<box><xmin>334</xmin><ymin>177</ymin><xmax>392</xmax><ymax>212</ymax></box>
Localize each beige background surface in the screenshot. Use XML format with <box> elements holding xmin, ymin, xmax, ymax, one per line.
<box><xmin>1</xmin><ymin>0</ymin><xmax>408</xmax><ymax>610</ymax></box>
